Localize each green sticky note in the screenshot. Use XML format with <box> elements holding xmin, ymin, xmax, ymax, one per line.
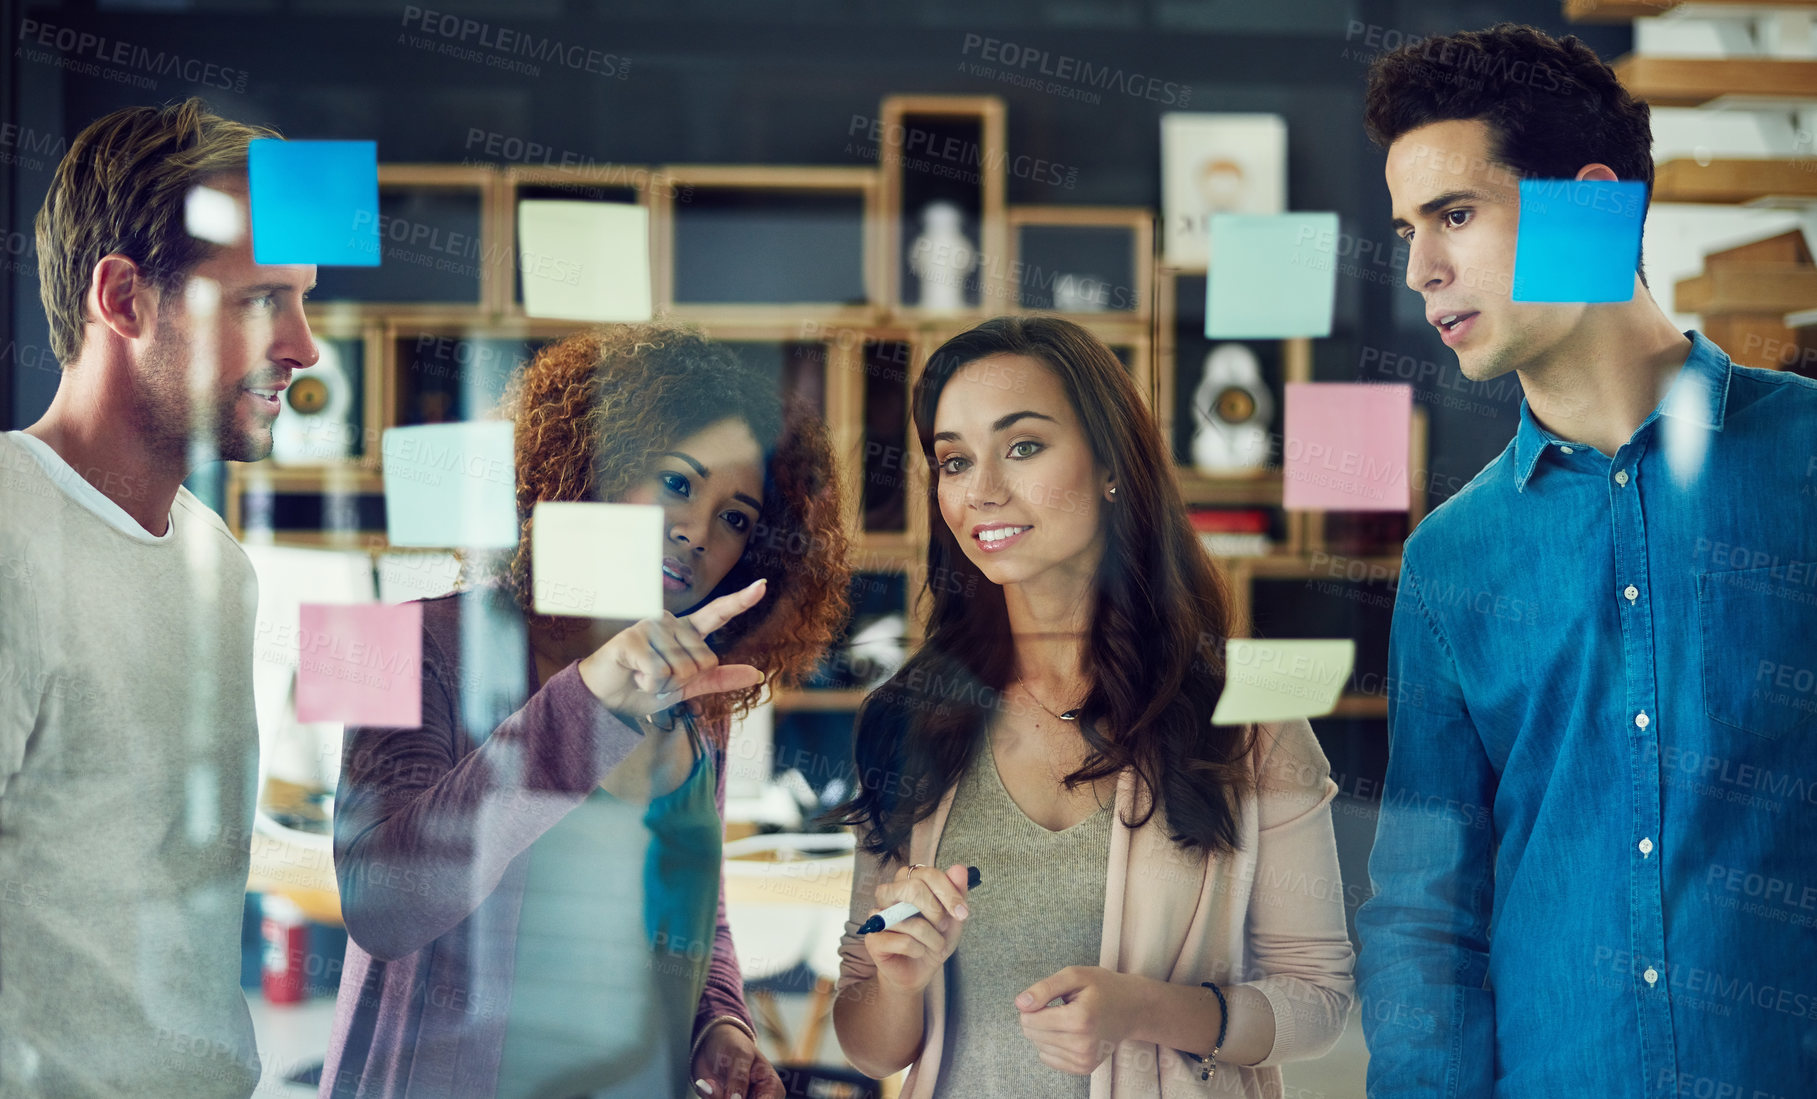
<box><xmin>1212</xmin><ymin>638</ymin><xmax>1355</xmax><ymax>724</ymax></box>
<box><xmin>1206</xmin><ymin>213</ymin><xmax>1340</xmax><ymax>339</ymax></box>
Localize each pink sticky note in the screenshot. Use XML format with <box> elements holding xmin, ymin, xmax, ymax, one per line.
<box><xmin>296</xmin><ymin>603</ymin><xmax>423</xmax><ymax>727</ymax></box>
<box><xmin>1283</xmin><ymin>383</ymin><xmax>1412</xmax><ymax>511</ymax></box>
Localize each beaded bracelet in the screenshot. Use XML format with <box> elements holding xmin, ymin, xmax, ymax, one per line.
<box><xmin>1184</xmin><ymin>980</ymin><xmax>1229</xmax><ymax>1082</ymax></box>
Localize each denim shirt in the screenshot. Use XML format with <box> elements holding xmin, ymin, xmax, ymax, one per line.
<box><xmin>1357</xmin><ymin>334</ymin><xmax>1817</xmax><ymax>1098</ymax></box>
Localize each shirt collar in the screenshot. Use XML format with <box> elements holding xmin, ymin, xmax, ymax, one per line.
<box><xmin>1511</xmin><ymin>331</ymin><xmax>1732</xmax><ymax>493</ymax></box>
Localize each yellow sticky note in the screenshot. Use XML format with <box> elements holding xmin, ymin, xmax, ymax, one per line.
<box><xmin>530</xmin><ymin>501</ymin><xmax>664</xmax><ymax>620</ymax></box>
<box><xmin>1212</xmin><ymin>639</ymin><xmax>1355</xmax><ymax>724</ymax></box>
<box><xmin>517</xmin><ymin>200</ymin><xmax>653</xmax><ymax>323</ymax></box>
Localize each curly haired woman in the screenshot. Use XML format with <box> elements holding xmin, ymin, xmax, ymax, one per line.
<box><xmin>320</xmin><ymin>322</ymin><xmax>850</xmax><ymax>1099</ymax></box>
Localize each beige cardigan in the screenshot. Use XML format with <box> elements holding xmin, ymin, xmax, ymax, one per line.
<box><xmin>836</xmin><ymin>718</ymin><xmax>1356</xmax><ymax>1099</ymax></box>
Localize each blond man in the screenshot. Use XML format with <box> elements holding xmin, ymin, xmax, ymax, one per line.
<box><xmin>0</xmin><ymin>99</ymin><xmax>318</xmax><ymax>1097</ymax></box>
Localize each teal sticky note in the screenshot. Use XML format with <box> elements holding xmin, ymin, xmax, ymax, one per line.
<box><xmin>382</xmin><ymin>422</ymin><xmax>519</xmax><ymax>548</ymax></box>
<box><xmin>1206</xmin><ymin>213</ymin><xmax>1340</xmax><ymax>339</ymax></box>
<box><xmin>248</xmin><ymin>139</ymin><xmax>380</xmax><ymax>266</ymax></box>
<box><xmin>1512</xmin><ymin>179</ymin><xmax>1644</xmax><ymax>303</ymax></box>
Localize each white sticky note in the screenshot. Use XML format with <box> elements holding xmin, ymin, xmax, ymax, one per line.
<box><xmin>382</xmin><ymin>422</ymin><xmax>519</xmax><ymax>548</ymax></box>
<box><xmin>530</xmin><ymin>501</ymin><xmax>664</xmax><ymax>620</ymax></box>
<box><xmin>1212</xmin><ymin>639</ymin><xmax>1355</xmax><ymax>724</ymax></box>
<box><xmin>518</xmin><ymin>200</ymin><xmax>653</xmax><ymax>323</ymax></box>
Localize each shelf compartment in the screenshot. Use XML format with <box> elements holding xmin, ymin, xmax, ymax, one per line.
<box><xmin>1002</xmin><ymin>206</ymin><xmax>1154</xmax><ymax>320</ymax></box>
<box><xmin>310</xmin><ymin>164</ymin><xmax>503</xmax><ymax>314</ymax></box>
<box><xmin>502</xmin><ymin>163</ymin><xmax>674</xmax><ymax>317</ymax></box>
<box><xmin>650</xmin><ymin>165</ymin><xmax>883</xmax><ymax>323</ymax></box>
<box><xmin>879</xmin><ymin>95</ymin><xmax>1009</xmax><ymax>316</ymax></box>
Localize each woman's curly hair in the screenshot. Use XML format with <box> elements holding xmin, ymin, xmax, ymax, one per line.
<box><xmin>495</xmin><ymin>320</ymin><xmax>850</xmax><ymax>730</ymax></box>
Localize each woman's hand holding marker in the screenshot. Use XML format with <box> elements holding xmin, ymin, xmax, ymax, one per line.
<box><xmin>858</xmin><ymin>864</ymin><xmax>981</xmax><ymax>995</ymax></box>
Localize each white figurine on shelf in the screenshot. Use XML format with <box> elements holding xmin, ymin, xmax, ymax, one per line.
<box><xmin>1053</xmin><ymin>273</ymin><xmax>1109</xmax><ymax>312</ymax></box>
<box><xmin>1192</xmin><ymin>343</ymin><xmax>1273</xmax><ymax>473</ymax></box>
<box><xmin>908</xmin><ymin>200</ymin><xmax>976</xmax><ymax>312</ymax></box>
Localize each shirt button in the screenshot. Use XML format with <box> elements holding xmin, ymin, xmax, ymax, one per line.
<box><xmin>1560</xmin><ymin>445</ymin><xmax>1574</xmax><ymax>454</ymax></box>
<box><xmin>1635</xmin><ymin>712</ymin><xmax>1650</xmax><ymax>729</ymax></box>
<box><xmin>1643</xmin><ymin>966</ymin><xmax>1659</xmax><ymax>986</ymax></box>
<box><xmin>1639</xmin><ymin>837</ymin><xmax>1654</xmax><ymax>856</ymax></box>
<box><xmin>1614</xmin><ymin>470</ymin><xmax>1629</xmax><ymax>486</ymax></box>
<box><xmin>1624</xmin><ymin>585</ymin><xmax>1639</xmax><ymax>602</ymax></box>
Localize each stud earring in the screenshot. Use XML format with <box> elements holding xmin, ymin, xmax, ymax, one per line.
<box><xmin>1108</xmin><ymin>485</ymin><xmax>1117</xmax><ymax>498</ymax></box>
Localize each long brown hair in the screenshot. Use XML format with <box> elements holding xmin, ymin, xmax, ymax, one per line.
<box><xmin>497</xmin><ymin>321</ymin><xmax>850</xmax><ymax>729</ymax></box>
<box><xmin>830</xmin><ymin>316</ymin><xmax>1253</xmax><ymax>858</ymax></box>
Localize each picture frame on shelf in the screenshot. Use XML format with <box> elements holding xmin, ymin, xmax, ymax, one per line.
<box><xmin>1160</xmin><ymin>113</ymin><xmax>1287</xmax><ymax>271</ymax></box>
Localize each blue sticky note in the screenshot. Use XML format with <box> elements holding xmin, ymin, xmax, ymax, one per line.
<box><xmin>1512</xmin><ymin>179</ymin><xmax>1643</xmax><ymax>303</ymax></box>
<box><xmin>248</xmin><ymin>139</ymin><xmax>380</xmax><ymax>266</ymax></box>
<box><xmin>1206</xmin><ymin>213</ymin><xmax>1340</xmax><ymax>339</ymax></box>
<box><xmin>382</xmin><ymin>422</ymin><xmax>519</xmax><ymax>548</ymax></box>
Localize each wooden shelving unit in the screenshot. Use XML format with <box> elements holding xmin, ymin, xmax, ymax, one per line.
<box><xmin>1569</xmin><ymin>0</ymin><xmax>1817</xmax><ymax>21</ymax></box>
<box><xmin>236</xmin><ymin>92</ymin><xmax>1411</xmax><ymax>725</ymax></box>
<box><xmin>1611</xmin><ymin>56</ymin><xmax>1817</xmax><ymax>107</ymax></box>
<box><xmin>1675</xmin><ymin>263</ymin><xmax>1817</xmax><ymax>312</ymax></box>
<box><xmin>1652</xmin><ymin>157</ymin><xmax>1817</xmax><ymax>205</ymax></box>
<box><xmin>1587</xmin><ymin>0</ymin><xmax>1817</xmax><ymax>373</ymax></box>
<box><xmin>1672</xmin><ymin>230</ymin><xmax>1817</xmax><ymax>369</ymax></box>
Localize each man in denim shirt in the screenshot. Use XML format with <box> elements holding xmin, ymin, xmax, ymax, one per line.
<box><xmin>1354</xmin><ymin>24</ymin><xmax>1817</xmax><ymax>1098</ymax></box>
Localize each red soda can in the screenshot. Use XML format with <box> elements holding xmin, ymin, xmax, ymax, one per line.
<box><xmin>261</xmin><ymin>894</ymin><xmax>308</xmax><ymax>1005</ymax></box>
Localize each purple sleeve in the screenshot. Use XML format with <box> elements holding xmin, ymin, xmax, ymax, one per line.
<box><xmin>333</xmin><ymin>620</ymin><xmax>645</xmax><ymax>962</ymax></box>
<box><xmin>693</xmin><ymin>742</ymin><xmax>756</xmax><ymax>1043</ymax></box>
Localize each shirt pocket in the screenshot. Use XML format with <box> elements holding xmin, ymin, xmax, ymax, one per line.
<box><xmin>1697</xmin><ymin>564</ymin><xmax>1817</xmax><ymax>741</ymax></box>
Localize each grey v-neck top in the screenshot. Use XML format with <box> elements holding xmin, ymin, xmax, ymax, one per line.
<box><xmin>932</xmin><ymin>741</ymin><xmax>1112</xmax><ymax>1099</ymax></box>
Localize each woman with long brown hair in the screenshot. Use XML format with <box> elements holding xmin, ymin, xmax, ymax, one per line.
<box><xmin>321</xmin><ymin>322</ymin><xmax>849</xmax><ymax>1099</ymax></box>
<box><xmin>830</xmin><ymin>316</ymin><xmax>1354</xmax><ymax>1097</ymax></box>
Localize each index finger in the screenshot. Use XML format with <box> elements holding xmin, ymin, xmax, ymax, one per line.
<box><xmin>682</xmin><ymin>577</ymin><xmax>767</xmax><ymax>636</ymax></box>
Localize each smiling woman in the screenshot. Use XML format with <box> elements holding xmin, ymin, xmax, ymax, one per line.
<box><xmin>829</xmin><ymin>316</ymin><xmax>1355</xmax><ymax>1098</ymax></box>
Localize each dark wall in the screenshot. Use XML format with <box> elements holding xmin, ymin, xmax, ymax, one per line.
<box><xmin>4</xmin><ymin>0</ymin><xmax>1629</xmax><ymax>504</ymax></box>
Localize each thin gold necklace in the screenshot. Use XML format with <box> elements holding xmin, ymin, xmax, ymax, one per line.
<box><xmin>1017</xmin><ymin>679</ymin><xmax>1084</xmax><ymax>722</ymax></box>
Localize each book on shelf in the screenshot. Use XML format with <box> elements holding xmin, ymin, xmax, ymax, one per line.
<box><xmin>1189</xmin><ymin>507</ymin><xmax>1272</xmax><ymax>557</ymax></box>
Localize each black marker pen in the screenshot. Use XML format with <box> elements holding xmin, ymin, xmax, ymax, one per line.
<box><xmin>856</xmin><ymin>866</ymin><xmax>982</xmax><ymax>935</ymax></box>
